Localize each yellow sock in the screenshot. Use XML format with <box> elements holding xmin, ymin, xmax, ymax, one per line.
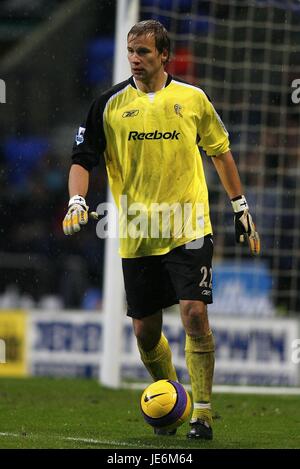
<box><xmin>185</xmin><ymin>330</ymin><xmax>215</xmax><ymax>426</ymax></box>
<box><xmin>138</xmin><ymin>332</ymin><xmax>178</xmax><ymax>381</ymax></box>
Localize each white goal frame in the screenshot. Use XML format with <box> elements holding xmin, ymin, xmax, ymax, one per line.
<box><xmin>99</xmin><ymin>0</ymin><xmax>139</xmax><ymax>388</ymax></box>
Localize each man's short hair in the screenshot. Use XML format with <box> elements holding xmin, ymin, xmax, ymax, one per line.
<box><xmin>127</xmin><ymin>20</ymin><xmax>171</xmax><ymax>62</ymax></box>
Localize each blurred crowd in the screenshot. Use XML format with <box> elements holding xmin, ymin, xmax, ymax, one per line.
<box><xmin>0</xmin><ymin>142</ymin><xmax>107</xmax><ymax>309</ymax></box>
<box><xmin>0</xmin><ymin>0</ymin><xmax>115</xmax><ymax>309</ymax></box>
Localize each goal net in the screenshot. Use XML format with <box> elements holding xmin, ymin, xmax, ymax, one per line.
<box><xmin>139</xmin><ymin>0</ymin><xmax>300</xmax><ymax>315</ymax></box>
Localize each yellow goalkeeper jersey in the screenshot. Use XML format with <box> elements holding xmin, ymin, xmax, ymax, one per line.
<box><xmin>72</xmin><ymin>75</ymin><xmax>230</xmax><ymax>258</ymax></box>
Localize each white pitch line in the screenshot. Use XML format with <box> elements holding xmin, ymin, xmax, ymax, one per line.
<box><xmin>212</xmin><ymin>385</ymin><xmax>300</xmax><ymax>396</ymax></box>
<box><xmin>64</xmin><ymin>436</ymin><xmax>142</xmax><ymax>447</ymax></box>
<box><xmin>0</xmin><ymin>432</ymin><xmax>20</xmax><ymax>438</ymax></box>
<box><xmin>0</xmin><ymin>432</ymin><xmax>171</xmax><ymax>449</ymax></box>
<box><xmin>122</xmin><ymin>382</ymin><xmax>300</xmax><ymax>396</ymax></box>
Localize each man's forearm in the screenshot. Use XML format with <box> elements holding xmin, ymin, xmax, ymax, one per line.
<box><xmin>212</xmin><ymin>150</ymin><xmax>243</xmax><ymax>199</ymax></box>
<box><xmin>68</xmin><ymin>164</ymin><xmax>89</xmax><ymax>198</ymax></box>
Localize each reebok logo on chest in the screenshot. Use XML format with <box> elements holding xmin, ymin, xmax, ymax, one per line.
<box><xmin>128</xmin><ymin>130</ymin><xmax>180</xmax><ymax>141</ymax></box>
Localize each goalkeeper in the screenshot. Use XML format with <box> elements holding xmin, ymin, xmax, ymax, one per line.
<box><xmin>63</xmin><ymin>20</ymin><xmax>260</xmax><ymax>440</ymax></box>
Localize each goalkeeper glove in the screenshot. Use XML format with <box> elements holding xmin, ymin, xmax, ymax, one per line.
<box><xmin>63</xmin><ymin>195</ymin><xmax>89</xmax><ymax>236</ymax></box>
<box><xmin>231</xmin><ymin>195</ymin><xmax>260</xmax><ymax>256</ymax></box>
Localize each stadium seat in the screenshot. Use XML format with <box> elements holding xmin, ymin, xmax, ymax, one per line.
<box><xmin>141</xmin><ymin>0</ymin><xmax>193</xmax><ymax>10</ymax></box>
<box><xmin>177</xmin><ymin>16</ymin><xmax>211</xmax><ymax>35</ymax></box>
<box><xmin>85</xmin><ymin>38</ymin><xmax>114</xmax><ymax>86</ymax></box>
<box><xmin>3</xmin><ymin>137</ymin><xmax>50</xmax><ymax>185</ymax></box>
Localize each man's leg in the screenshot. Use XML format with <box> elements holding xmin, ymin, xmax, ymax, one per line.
<box><xmin>133</xmin><ymin>310</ymin><xmax>178</xmax><ymax>436</ymax></box>
<box><xmin>180</xmin><ymin>299</ymin><xmax>215</xmax><ymax>439</ymax></box>
<box><xmin>122</xmin><ymin>255</ymin><xmax>178</xmax><ymax>435</ymax></box>
<box><xmin>133</xmin><ymin>310</ymin><xmax>178</xmax><ymax>381</ymax></box>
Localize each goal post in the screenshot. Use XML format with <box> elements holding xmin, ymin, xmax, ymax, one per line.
<box><xmin>100</xmin><ymin>0</ymin><xmax>139</xmax><ymax>388</ymax></box>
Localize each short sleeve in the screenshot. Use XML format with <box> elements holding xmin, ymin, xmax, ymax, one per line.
<box><xmin>71</xmin><ymin>97</ymin><xmax>106</xmax><ymax>171</ymax></box>
<box><xmin>197</xmin><ymin>94</ymin><xmax>230</xmax><ymax>157</ymax></box>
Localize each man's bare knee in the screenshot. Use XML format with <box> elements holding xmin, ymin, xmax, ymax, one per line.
<box><xmin>132</xmin><ymin>310</ymin><xmax>162</xmax><ymax>351</ymax></box>
<box><xmin>180</xmin><ymin>300</ymin><xmax>210</xmax><ymax>336</ymax></box>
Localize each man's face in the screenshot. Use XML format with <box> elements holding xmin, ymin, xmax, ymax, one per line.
<box><xmin>127</xmin><ymin>33</ymin><xmax>168</xmax><ymax>82</ymax></box>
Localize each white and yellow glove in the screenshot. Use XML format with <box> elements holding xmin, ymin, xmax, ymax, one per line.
<box><xmin>231</xmin><ymin>195</ymin><xmax>260</xmax><ymax>256</ymax></box>
<box><xmin>63</xmin><ymin>195</ymin><xmax>89</xmax><ymax>235</ymax></box>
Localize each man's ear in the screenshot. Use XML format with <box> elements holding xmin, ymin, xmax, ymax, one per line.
<box><xmin>161</xmin><ymin>48</ymin><xmax>169</xmax><ymax>64</ymax></box>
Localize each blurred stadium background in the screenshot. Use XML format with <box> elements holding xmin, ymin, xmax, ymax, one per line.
<box><xmin>0</xmin><ymin>0</ymin><xmax>300</xmax><ymax>388</ymax></box>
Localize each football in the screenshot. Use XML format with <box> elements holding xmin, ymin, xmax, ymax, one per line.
<box><xmin>140</xmin><ymin>379</ymin><xmax>191</xmax><ymax>430</ymax></box>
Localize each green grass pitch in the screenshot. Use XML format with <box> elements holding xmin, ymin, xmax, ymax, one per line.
<box><xmin>0</xmin><ymin>377</ymin><xmax>299</xmax><ymax>449</ymax></box>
